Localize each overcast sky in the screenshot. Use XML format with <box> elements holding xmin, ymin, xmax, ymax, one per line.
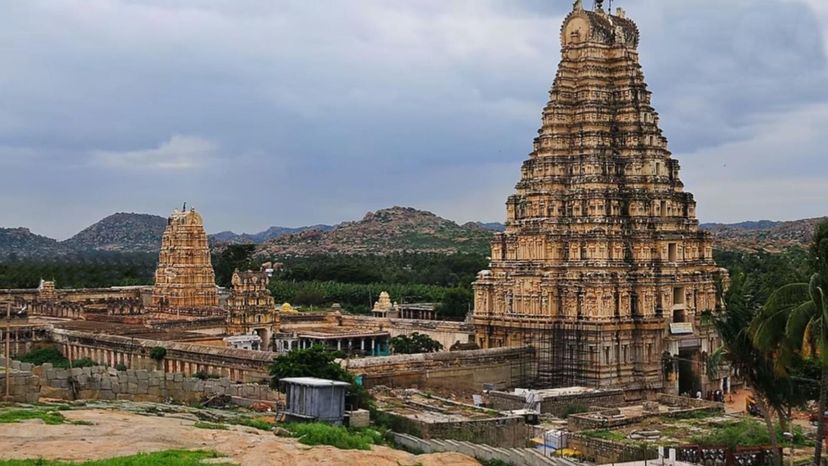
<box><xmin>1</xmin><ymin>0</ymin><xmax>826</xmax><ymax>239</ymax></box>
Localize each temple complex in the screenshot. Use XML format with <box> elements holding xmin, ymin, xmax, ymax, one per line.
<box><xmin>473</xmin><ymin>3</ymin><xmax>728</xmax><ymax>395</ymax></box>
<box><xmin>225</xmin><ymin>269</ymin><xmax>280</xmax><ymax>350</ymax></box>
<box><xmin>152</xmin><ymin>208</ymin><xmax>219</xmax><ymax>309</ymax></box>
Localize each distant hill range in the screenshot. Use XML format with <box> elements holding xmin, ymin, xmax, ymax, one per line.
<box><xmin>700</xmin><ymin>217</ymin><xmax>826</xmax><ymax>253</ymax></box>
<box><xmin>212</xmin><ymin>225</ymin><xmax>334</xmax><ymax>245</ymax></box>
<box><xmin>62</xmin><ymin>213</ymin><xmax>168</xmax><ymax>253</ymax></box>
<box><xmin>255</xmin><ymin>206</ymin><xmax>494</xmax><ymax>257</ymax></box>
<box><xmin>0</xmin><ymin>209</ymin><xmax>823</xmax><ymax>260</ymax></box>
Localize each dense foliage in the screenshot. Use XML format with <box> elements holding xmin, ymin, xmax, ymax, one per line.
<box><xmin>389</xmin><ymin>332</ymin><xmax>444</xmax><ymax>354</ymax></box>
<box><xmin>0</xmin><ymin>252</ymin><xmax>157</xmax><ymax>289</ymax></box>
<box><xmin>269</xmin><ymin>345</ymin><xmax>369</xmax><ymax>409</ymax></box>
<box><xmin>284</xmin><ymin>422</ymin><xmax>384</xmax><ymax>450</ymax></box>
<box><xmin>17</xmin><ymin>347</ymin><xmax>95</xmax><ymax>369</ymax></box>
<box><xmin>212</xmin><ymin>244</ymin><xmax>256</xmax><ymax>287</ymax></box>
<box><xmin>275</xmin><ymin>253</ymin><xmax>487</xmax><ymax>288</ymax></box>
<box><xmin>713</xmin><ymin>248</ymin><xmax>810</xmax><ymax>309</ymax></box>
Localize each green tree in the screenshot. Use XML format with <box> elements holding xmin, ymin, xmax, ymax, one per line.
<box><xmin>269</xmin><ymin>345</ymin><xmax>369</xmax><ymax>409</ymax></box>
<box><xmin>212</xmin><ymin>244</ymin><xmax>256</xmax><ymax>287</ymax></box>
<box><xmin>751</xmin><ymin>220</ymin><xmax>828</xmax><ymax>466</ymax></box>
<box><xmin>706</xmin><ymin>274</ymin><xmax>789</xmax><ymax>466</ymax></box>
<box><xmin>436</xmin><ymin>288</ymin><xmax>472</xmax><ymax>320</ymax></box>
<box><xmin>389</xmin><ymin>333</ymin><xmax>443</xmax><ymax>354</ymax></box>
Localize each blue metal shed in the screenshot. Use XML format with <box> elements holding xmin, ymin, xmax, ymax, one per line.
<box><xmin>280</xmin><ymin>377</ymin><xmax>350</xmax><ymax>424</ymax></box>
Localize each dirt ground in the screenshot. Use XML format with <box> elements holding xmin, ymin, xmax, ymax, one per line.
<box><xmin>0</xmin><ymin>408</ymin><xmax>479</xmax><ymax>466</ymax></box>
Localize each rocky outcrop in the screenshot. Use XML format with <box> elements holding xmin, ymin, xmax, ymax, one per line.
<box><xmin>257</xmin><ymin>207</ymin><xmax>493</xmax><ymax>256</ymax></box>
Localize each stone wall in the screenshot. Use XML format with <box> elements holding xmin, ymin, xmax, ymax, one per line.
<box><xmin>34</xmin><ymin>363</ymin><xmax>279</xmax><ymax>405</ymax></box>
<box><xmin>0</xmin><ymin>361</ymin><xmax>40</xmax><ymax>403</ymax></box>
<box><xmin>378</xmin><ymin>410</ymin><xmax>532</xmax><ymax>448</ymax></box>
<box><xmin>344</xmin><ymin>347</ymin><xmax>536</xmax><ymax>393</ymax></box>
<box><xmin>566</xmin><ymin>395</ymin><xmax>724</xmax><ymax>431</ymax></box>
<box><xmin>337</xmin><ymin>315</ymin><xmax>475</xmax><ymax>350</ymax></box>
<box><xmin>488</xmin><ymin>388</ymin><xmax>626</xmax><ymax>417</ymax></box>
<box><xmin>50</xmin><ymin>328</ymin><xmax>273</xmax><ymax>382</ymax></box>
<box><xmin>567</xmin><ymin>433</ymin><xmax>659</xmax><ymax>464</ymax></box>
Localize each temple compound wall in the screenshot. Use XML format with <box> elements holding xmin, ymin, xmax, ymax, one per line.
<box><xmin>50</xmin><ymin>328</ymin><xmax>273</xmax><ymax>382</ymax></box>
<box><xmin>344</xmin><ymin>347</ymin><xmax>536</xmax><ymax>393</ymax></box>
<box><xmin>336</xmin><ymin>315</ymin><xmax>475</xmax><ymax>350</ymax></box>
<box><xmin>3</xmin><ymin>358</ymin><xmax>279</xmax><ymax>406</ymax></box>
<box><xmin>472</xmin><ymin>4</ymin><xmax>728</xmax><ymax>396</ymax></box>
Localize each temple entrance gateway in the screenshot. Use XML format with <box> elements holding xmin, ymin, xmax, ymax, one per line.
<box><xmin>471</xmin><ymin>2</ymin><xmax>728</xmax><ymax>395</ymax></box>
<box><xmin>678</xmin><ymin>348</ymin><xmax>701</xmax><ymax>397</ymax></box>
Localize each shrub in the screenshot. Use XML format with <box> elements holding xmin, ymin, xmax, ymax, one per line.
<box><xmin>70</xmin><ymin>358</ymin><xmax>96</xmax><ymax>368</ymax></box>
<box><xmin>149</xmin><ymin>346</ymin><xmax>167</xmax><ymax>362</ymax></box>
<box><xmin>285</xmin><ymin>423</ymin><xmax>381</xmax><ymax>450</ymax></box>
<box><xmin>114</xmin><ymin>363</ymin><xmax>128</xmax><ymax>371</ymax></box>
<box><xmin>193</xmin><ymin>371</ymin><xmax>222</xmax><ymax>380</ymax></box>
<box><xmin>389</xmin><ymin>333</ymin><xmax>443</xmax><ymax>354</ymax></box>
<box><xmin>561</xmin><ymin>403</ymin><xmax>589</xmax><ymax>418</ymax></box>
<box><xmin>17</xmin><ymin>347</ymin><xmax>69</xmax><ymax>367</ymax></box>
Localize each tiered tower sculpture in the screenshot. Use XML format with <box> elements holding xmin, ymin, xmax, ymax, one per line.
<box><xmin>226</xmin><ymin>270</ymin><xmax>280</xmax><ymax>350</ymax></box>
<box><xmin>152</xmin><ymin>208</ymin><xmax>219</xmax><ymax>309</ymax></box>
<box><xmin>473</xmin><ymin>3</ymin><xmax>727</xmax><ymax>394</ymax></box>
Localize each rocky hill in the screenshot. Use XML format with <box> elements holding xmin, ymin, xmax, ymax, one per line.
<box><xmin>701</xmin><ymin>217</ymin><xmax>826</xmax><ymax>253</ymax></box>
<box><xmin>0</xmin><ymin>228</ymin><xmax>70</xmax><ymax>259</ymax></box>
<box><xmin>62</xmin><ymin>213</ymin><xmax>168</xmax><ymax>253</ymax></box>
<box><xmin>256</xmin><ymin>207</ymin><xmax>494</xmax><ymax>257</ymax></box>
<box><xmin>212</xmin><ymin>225</ymin><xmax>334</xmax><ymax>245</ymax></box>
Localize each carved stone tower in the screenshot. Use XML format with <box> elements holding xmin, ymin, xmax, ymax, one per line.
<box><xmin>152</xmin><ymin>208</ymin><xmax>218</xmax><ymax>309</ymax></box>
<box><xmin>473</xmin><ymin>4</ymin><xmax>727</xmax><ymax>394</ymax></box>
<box><xmin>226</xmin><ymin>270</ymin><xmax>280</xmax><ymax>351</ymax></box>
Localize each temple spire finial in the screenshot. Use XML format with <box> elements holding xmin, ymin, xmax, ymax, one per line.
<box><xmin>573</xmin><ymin>0</ymin><xmax>583</xmax><ymax>11</ymax></box>
<box><xmin>595</xmin><ymin>0</ymin><xmax>604</xmax><ymax>11</ymax></box>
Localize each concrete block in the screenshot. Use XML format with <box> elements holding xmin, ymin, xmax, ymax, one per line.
<box><xmin>347</xmin><ymin>409</ymin><xmax>370</xmax><ymax>428</ymax></box>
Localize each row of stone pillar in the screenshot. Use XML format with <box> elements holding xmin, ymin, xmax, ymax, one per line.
<box><xmin>59</xmin><ymin>343</ymin><xmax>247</xmax><ymax>381</ymax></box>
<box><xmin>293</xmin><ymin>336</ymin><xmax>387</xmax><ymax>355</ymax></box>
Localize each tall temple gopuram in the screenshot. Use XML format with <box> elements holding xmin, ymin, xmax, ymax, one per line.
<box><xmin>152</xmin><ymin>207</ymin><xmax>219</xmax><ymax>309</ymax></box>
<box><xmin>473</xmin><ymin>2</ymin><xmax>728</xmax><ymax>395</ymax></box>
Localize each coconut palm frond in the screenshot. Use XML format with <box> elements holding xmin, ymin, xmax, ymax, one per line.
<box><xmin>752</xmin><ymin>283</ymin><xmax>810</xmax><ymax>350</ymax></box>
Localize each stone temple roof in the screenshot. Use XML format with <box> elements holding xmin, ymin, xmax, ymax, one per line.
<box><xmin>562</xmin><ymin>8</ymin><xmax>640</xmax><ymax>49</ymax></box>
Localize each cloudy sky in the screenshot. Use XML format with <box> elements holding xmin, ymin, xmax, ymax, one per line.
<box><xmin>1</xmin><ymin>0</ymin><xmax>826</xmax><ymax>239</ymax></box>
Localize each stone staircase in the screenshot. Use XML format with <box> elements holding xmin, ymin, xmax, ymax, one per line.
<box><xmin>393</xmin><ymin>432</ymin><xmax>573</xmax><ymax>466</ymax></box>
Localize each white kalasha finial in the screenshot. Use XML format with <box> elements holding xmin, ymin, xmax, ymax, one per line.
<box><xmin>573</xmin><ymin>0</ymin><xmax>583</xmax><ymax>10</ymax></box>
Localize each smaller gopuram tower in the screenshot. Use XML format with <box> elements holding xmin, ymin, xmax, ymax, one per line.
<box><xmin>152</xmin><ymin>207</ymin><xmax>218</xmax><ymax>308</ymax></box>
<box><xmin>226</xmin><ymin>270</ymin><xmax>280</xmax><ymax>350</ymax></box>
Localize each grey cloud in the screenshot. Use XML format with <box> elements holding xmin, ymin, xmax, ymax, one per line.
<box><xmin>0</xmin><ymin>0</ymin><xmax>825</xmax><ymax>238</ymax></box>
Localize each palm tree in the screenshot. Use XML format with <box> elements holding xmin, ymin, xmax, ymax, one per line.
<box><xmin>751</xmin><ymin>220</ymin><xmax>828</xmax><ymax>466</ymax></box>
<box><xmin>706</xmin><ymin>273</ymin><xmax>786</xmax><ymax>466</ymax></box>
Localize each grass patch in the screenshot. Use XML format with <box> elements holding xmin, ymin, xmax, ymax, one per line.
<box><xmin>478</xmin><ymin>460</ymin><xmax>511</xmax><ymax>466</ymax></box>
<box><xmin>0</xmin><ymin>449</ymin><xmax>227</xmax><ymax>465</ymax></box>
<box><xmin>691</xmin><ymin>419</ymin><xmax>812</xmax><ymax>449</ymax></box>
<box><xmin>70</xmin><ymin>420</ymin><xmax>95</xmax><ymax>426</ymax></box>
<box><xmin>561</xmin><ymin>403</ymin><xmax>589</xmax><ymax>418</ymax></box>
<box><xmin>669</xmin><ymin>409</ymin><xmax>719</xmax><ymax>420</ymax></box>
<box><xmin>232</xmin><ymin>416</ymin><xmax>274</xmax><ymax>431</ymax></box>
<box><xmin>582</xmin><ymin>430</ymin><xmax>627</xmax><ymax>442</ymax></box>
<box><xmin>285</xmin><ymin>422</ymin><xmax>383</xmax><ymax>450</ymax></box>
<box><xmin>0</xmin><ymin>409</ymin><xmax>66</xmax><ymax>425</ymax></box>
<box><xmin>193</xmin><ymin>421</ymin><xmax>228</xmax><ymax>430</ymax></box>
